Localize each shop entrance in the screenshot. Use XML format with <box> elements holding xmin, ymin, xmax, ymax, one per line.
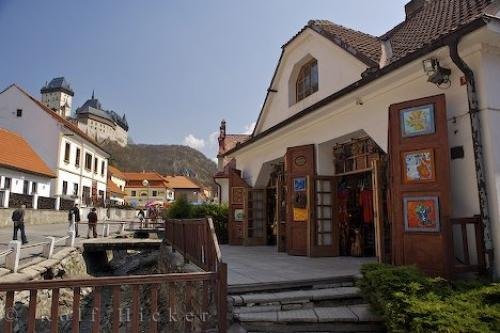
<box><xmin>328</xmin><ymin>136</ymin><xmax>389</xmax><ymax>261</ymax></box>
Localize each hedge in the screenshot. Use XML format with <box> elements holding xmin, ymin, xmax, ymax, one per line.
<box><xmin>357</xmin><ymin>263</ymin><xmax>500</xmax><ymax>333</ymax></box>
<box><xmin>162</xmin><ymin>196</ymin><xmax>229</xmax><ymax>244</ymax></box>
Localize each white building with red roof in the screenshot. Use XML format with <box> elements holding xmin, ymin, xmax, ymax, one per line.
<box><xmin>0</xmin><ymin>84</ymin><xmax>110</xmax><ymax>207</ymax></box>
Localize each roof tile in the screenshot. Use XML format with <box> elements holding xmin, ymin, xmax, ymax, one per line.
<box><xmin>0</xmin><ymin>128</ymin><xmax>56</xmax><ymax>178</ymax></box>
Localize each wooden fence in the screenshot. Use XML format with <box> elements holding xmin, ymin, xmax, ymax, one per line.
<box><xmin>452</xmin><ymin>215</ymin><xmax>486</xmax><ymax>274</ymax></box>
<box><xmin>1</xmin><ymin>217</ymin><xmax>228</xmax><ymax>332</ymax></box>
<box><xmin>164</xmin><ymin>218</ymin><xmax>227</xmax><ymax>331</ymax></box>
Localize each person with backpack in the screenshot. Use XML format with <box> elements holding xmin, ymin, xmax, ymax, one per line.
<box><xmin>12</xmin><ymin>205</ymin><xmax>28</xmax><ymax>244</ymax></box>
<box><xmin>68</xmin><ymin>204</ymin><xmax>81</xmax><ymax>237</ymax></box>
<box><xmin>87</xmin><ymin>207</ymin><xmax>98</xmax><ymax>238</ymax></box>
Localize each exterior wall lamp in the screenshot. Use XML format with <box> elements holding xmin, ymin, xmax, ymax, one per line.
<box><xmin>422</xmin><ymin>58</ymin><xmax>451</xmax><ymax>88</ymax></box>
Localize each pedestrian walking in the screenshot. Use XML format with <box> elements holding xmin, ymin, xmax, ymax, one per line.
<box><xmin>87</xmin><ymin>208</ymin><xmax>98</xmax><ymax>238</ymax></box>
<box><xmin>68</xmin><ymin>204</ymin><xmax>81</xmax><ymax>237</ymax></box>
<box><xmin>12</xmin><ymin>204</ymin><xmax>28</xmax><ymax>244</ymax></box>
<box><xmin>137</xmin><ymin>208</ymin><xmax>145</xmax><ymax>229</ymax></box>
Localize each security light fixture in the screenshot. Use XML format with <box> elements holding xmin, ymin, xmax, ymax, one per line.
<box><xmin>422</xmin><ymin>58</ymin><xmax>451</xmax><ymax>88</ymax></box>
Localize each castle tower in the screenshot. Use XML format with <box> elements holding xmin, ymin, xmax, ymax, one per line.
<box><xmin>40</xmin><ymin>77</ymin><xmax>75</xmax><ymax>118</ymax></box>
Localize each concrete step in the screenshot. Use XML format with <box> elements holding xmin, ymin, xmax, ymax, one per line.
<box><xmin>235</xmin><ymin>304</ymin><xmax>384</xmax><ymax>333</ymax></box>
<box><xmin>229</xmin><ymin>286</ymin><xmax>362</xmax><ymax>307</ymax></box>
<box><xmin>228</xmin><ymin>274</ymin><xmax>358</xmax><ymax>294</ymax></box>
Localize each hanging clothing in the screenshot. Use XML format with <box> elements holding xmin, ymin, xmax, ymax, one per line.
<box><xmin>359</xmin><ymin>189</ymin><xmax>374</xmax><ymax>224</ymax></box>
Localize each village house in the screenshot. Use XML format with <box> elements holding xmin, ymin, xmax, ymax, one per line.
<box><xmin>215</xmin><ymin>0</ymin><xmax>500</xmax><ymax>278</ymax></box>
<box><xmin>0</xmin><ymin>128</ymin><xmax>56</xmax><ymax>208</ymax></box>
<box><xmin>123</xmin><ymin>171</ymin><xmax>174</xmax><ymax>207</ymax></box>
<box><xmin>107</xmin><ymin>165</ymin><xmax>126</xmax><ymax>205</ymax></box>
<box><xmin>163</xmin><ymin>175</ymin><xmax>202</xmax><ymax>203</ymax></box>
<box><xmin>0</xmin><ymin>84</ymin><xmax>109</xmax><ymax>207</ymax></box>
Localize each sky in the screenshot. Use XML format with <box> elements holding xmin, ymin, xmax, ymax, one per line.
<box><xmin>0</xmin><ymin>0</ymin><xmax>409</xmax><ymax>160</ymax></box>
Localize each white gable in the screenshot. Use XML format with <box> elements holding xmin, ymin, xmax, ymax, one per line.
<box><xmin>254</xmin><ymin>28</ymin><xmax>371</xmax><ymax>135</ymax></box>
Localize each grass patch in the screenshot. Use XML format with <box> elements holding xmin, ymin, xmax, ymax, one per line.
<box><xmin>357</xmin><ymin>263</ymin><xmax>500</xmax><ymax>333</ymax></box>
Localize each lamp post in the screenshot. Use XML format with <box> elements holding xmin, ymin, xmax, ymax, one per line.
<box><xmin>142</xmin><ymin>179</ymin><xmax>149</xmax><ymax>228</ymax></box>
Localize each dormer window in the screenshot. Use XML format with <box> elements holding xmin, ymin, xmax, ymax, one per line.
<box><xmin>296</xmin><ymin>59</ymin><xmax>318</xmax><ymax>102</ymax></box>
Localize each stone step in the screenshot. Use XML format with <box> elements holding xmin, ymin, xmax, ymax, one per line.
<box><xmin>229</xmin><ymin>286</ymin><xmax>362</xmax><ymax>307</ymax></box>
<box><xmin>228</xmin><ymin>275</ymin><xmax>357</xmax><ymax>295</ymax></box>
<box><xmin>234</xmin><ymin>304</ymin><xmax>384</xmax><ymax>333</ymax></box>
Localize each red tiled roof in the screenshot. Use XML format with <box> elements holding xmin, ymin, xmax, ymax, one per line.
<box><xmin>0</xmin><ymin>128</ymin><xmax>56</xmax><ymax>178</ymax></box>
<box><xmin>123</xmin><ymin>171</ymin><xmax>171</xmax><ymax>189</ymax></box>
<box><xmin>163</xmin><ymin>175</ymin><xmax>200</xmax><ymax>190</ymax></box>
<box><xmin>107</xmin><ymin>180</ymin><xmax>125</xmax><ymax>196</ymax></box>
<box><xmin>108</xmin><ymin>165</ymin><xmax>125</xmax><ymax>179</ymax></box>
<box><xmin>382</xmin><ymin>0</ymin><xmax>492</xmax><ymax>64</ymax></box>
<box><xmin>308</xmin><ymin>20</ymin><xmax>381</xmax><ymax>66</ymax></box>
<box><xmin>218</xmin><ymin>134</ymin><xmax>250</xmax><ymax>156</ymax></box>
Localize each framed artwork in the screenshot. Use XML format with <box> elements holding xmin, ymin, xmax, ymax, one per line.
<box><xmin>232</xmin><ymin>187</ymin><xmax>245</xmax><ymax>205</ymax></box>
<box><xmin>400</xmin><ymin>104</ymin><xmax>436</xmax><ymax>138</ymax></box>
<box><xmin>403</xmin><ymin>149</ymin><xmax>436</xmax><ymax>184</ymax></box>
<box><xmin>234</xmin><ymin>208</ymin><xmax>244</xmax><ymax>222</ymax></box>
<box><xmin>294</xmin><ymin>177</ymin><xmax>307</xmax><ymax>192</ymax></box>
<box><xmin>403</xmin><ymin>196</ymin><xmax>440</xmax><ymax>232</ymax></box>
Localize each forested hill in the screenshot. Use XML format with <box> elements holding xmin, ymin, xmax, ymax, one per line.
<box><xmin>104</xmin><ymin>143</ymin><xmax>217</xmax><ymax>188</ymax></box>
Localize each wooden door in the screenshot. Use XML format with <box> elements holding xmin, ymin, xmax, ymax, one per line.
<box><xmin>389</xmin><ymin>94</ymin><xmax>453</xmax><ymax>278</ymax></box>
<box><xmin>244</xmin><ymin>189</ymin><xmax>267</xmax><ymax>245</ymax></box>
<box><xmin>286</xmin><ymin>145</ymin><xmax>315</xmax><ymax>256</ymax></box>
<box><xmin>311</xmin><ymin>176</ymin><xmax>339</xmax><ymax>256</ymax></box>
<box><xmin>372</xmin><ymin>160</ymin><xmax>385</xmax><ymax>262</ymax></box>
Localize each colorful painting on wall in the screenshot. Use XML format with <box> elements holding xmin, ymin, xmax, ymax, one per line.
<box><xmin>234</xmin><ymin>208</ymin><xmax>244</xmax><ymax>222</ymax></box>
<box><xmin>403</xmin><ymin>149</ymin><xmax>436</xmax><ymax>184</ymax></box>
<box><xmin>400</xmin><ymin>104</ymin><xmax>436</xmax><ymax>138</ymax></box>
<box><xmin>403</xmin><ymin>196</ymin><xmax>440</xmax><ymax>232</ymax></box>
<box><xmin>232</xmin><ymin>187</ymin><xmax>245</xmax><ymax>205</ymax></box>
<box><xmin>294</xmin><ymin>177</ymin><xmax>307</xmax><ymax>192</ymax></box>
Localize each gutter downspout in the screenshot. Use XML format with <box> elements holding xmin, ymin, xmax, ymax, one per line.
<box><xmin>449</xmin><ymin>37</ymin><xmax>494</xmax><ymax>274</ymax></box>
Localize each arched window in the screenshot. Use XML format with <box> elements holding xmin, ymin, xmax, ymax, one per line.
<box><xmin>296</xmin><ymin>59</ymin><xmax>318</xmax><ymax>102</ymax></box>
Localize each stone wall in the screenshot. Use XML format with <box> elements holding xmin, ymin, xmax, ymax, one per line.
<box><xmin>0</xmin><ymin>207</ymin><xmax>139</xmax><ymax>228</ymax></box>
<box><xmin>0</xmin><ymin>208</ymin><xmax>67</xmax><ymax>228</ymax></box>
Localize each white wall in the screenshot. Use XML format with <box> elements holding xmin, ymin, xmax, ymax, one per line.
<box><xmin>0</xmin><ymin>168</ymin><xmax>52</xmax><ymax>197</ymax></box>
<box><xmin>255</xmin><ymin>29</ymin><xmax>368</xmax><ymax>134</ymax></box>
<box><xmin>0</xmin><ymin>87</ymin><xmax>60</xmax><ymax>169</ymax></box>
<box><xmin>231</xmin><ymin>42</ymin><xmax>485</xmax><ymax>220</ymax></box>
<box><xmin>0</xmin><ymin>86</ymin><xmax>109</xmax><ymax>204</ymax></box>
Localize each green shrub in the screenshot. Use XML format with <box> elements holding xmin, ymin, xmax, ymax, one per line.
<box><xmin>357</xmin><ymin>263</ymin><xmax>500</xmax><ymax>333</ymax></box>
<box><xmin>192</xmin><ymin>203</ymin><xmax>229</xmax><ymax>244</ymax></box>
<box><xmin>163</xmin><ymin>198</ymin><xmax>229</xmax><ymax>244</ymax></box>
<box><xmin>165</xmin><ymin>196</ymin><xmax>193</xmax><ymax>218</ymax></box>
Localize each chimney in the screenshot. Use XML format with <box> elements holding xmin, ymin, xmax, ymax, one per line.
<box><xmin>405</xmin><ymin>0</ymin><xmax>426</xmax><ymax>19</ymax></box>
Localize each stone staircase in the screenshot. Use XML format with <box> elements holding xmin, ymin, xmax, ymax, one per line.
<box><xmin>228</xmin><ymin>278</ymin><xmax>385</xmax><ymax>333</ymax></box>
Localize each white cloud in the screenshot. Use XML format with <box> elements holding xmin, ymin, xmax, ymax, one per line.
<box><xmin>183</xmin><ymin>134</ymin><xmax>205</xmax><ymax>150</ymax></box>
<box><xmin>243</xmin><ymin>121</ymin><xmax>256</xmax><ymax>135</ymax></box>
<box><xmin>208</xmin><ymin>131</ymin><xmax>219</xmax><ymax>147</ymax></box>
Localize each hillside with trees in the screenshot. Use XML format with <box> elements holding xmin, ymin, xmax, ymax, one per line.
<box><xmin>104</xmin><ymin>143</ymin><xmax>217</xmax><ymax>188</ymax></box>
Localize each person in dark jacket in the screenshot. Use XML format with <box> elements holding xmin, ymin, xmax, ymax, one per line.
<box><xmin>68</xmin><ymin>204</ymin><xmax>81</xmax><ymax>237</ymax></box>
<box><xmin>12</xmin><ymin>205</ymin><xmax>28</xmax><ymax>244</ymax></box>
<box><xmin>87</xmin><ymin>208</ymin><xmax>98</xmax><ymax>238</ymax></box>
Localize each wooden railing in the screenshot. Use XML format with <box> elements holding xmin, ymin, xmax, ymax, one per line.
<box><xmin>164</xmin><ymin>218</ymin><xmax>227</xmax><ymax>331</ymax></box>
<box><xmin>451</xmin><ymin>216</ymin><xmax>486</xmax><ymax>274</ymax></box>
<box><xmin>1</xmin><ymin>272</ymin><xmax>218</xmax><ymax>333</ymax></box>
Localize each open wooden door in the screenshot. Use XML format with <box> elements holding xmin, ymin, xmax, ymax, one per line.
<box><xmin>311</xmin><ymin>176</ymin><xmax>339</xmax><ymax>256</ymax></box>
<box><xmin>389</xmin><ymin>94</ymin><xmax>453</xmax><ymax>278</ymax></box>
<box><xmin>244</xmin><ymin>188</ymin><xmax>267</xmax><ymax>246</ymax></box>
<box><xmin>372</xmin><ymin>159</ymin><xmax>385</xmax><ymax>262</ymax></box>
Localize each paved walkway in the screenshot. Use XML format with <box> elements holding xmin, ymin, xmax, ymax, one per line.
<box><xmin>221</xmin><ymin>245</ymin><xmax>375</xmax><ymax>287</ymax></box>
